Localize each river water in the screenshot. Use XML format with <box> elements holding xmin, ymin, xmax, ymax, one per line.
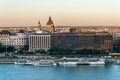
<box><xmin>0</xmin><ymin>64</ymin><xmax>120</xmax><ymax>80</ymax></box>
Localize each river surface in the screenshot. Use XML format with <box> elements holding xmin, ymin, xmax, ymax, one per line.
<box><xmin>0</xmin><ymin>64</ymin><xmax>120</xmax><ymax>80</ymax></box>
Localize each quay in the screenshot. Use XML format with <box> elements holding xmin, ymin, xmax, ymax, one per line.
<box><xmin>0</xmin><ymin>53</ymin><xmax>120</xmax><ymax>65</ymax></box>
<box><xmin>0</xmin><ymin>58</ymin><xmax>18</xmax><ymax>64</ymax></box>
<box><xmin>109</xmin><ymin>53</ymin><xmax>120</xmax><ymax>58</ymax></box>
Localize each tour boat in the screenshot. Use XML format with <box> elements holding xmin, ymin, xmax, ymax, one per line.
<box><xmin>59</xmin><ymin>61</ymin><xmax>78</xmax><ymax>66</ymax></box>
<box><xmin>33</xmin><ymin>60</ymin><xmax>56</xmax><ymax>67</ymax></box>
<box><xmin>88</xmin><ymin>58</ymin><xmax>105</xmax><ymax>65</ymax></box>
<box><xmin>58</xmin><ymin>57</ymin><xmax>79</xmax><ymax>66</ymax></box>
<box><xmin>77</xmin><ymin>61</ymin><xmax>89</xmax><ymax>65</ymax></box>
<box><xmin>88</xmin><ymin>61</ymin><xmax>105</xmax><ymax>65</ymax></box>
<box><xmin>14</xmin><ymin>59</ymin><xmax>33</xmax><ymax>65</ymax></box>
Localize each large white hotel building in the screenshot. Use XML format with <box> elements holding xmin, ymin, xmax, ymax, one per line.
<box><xmin>29</xmin><ymin>30</ymin><xmax>51</xmax><ymax>52</ymax></box>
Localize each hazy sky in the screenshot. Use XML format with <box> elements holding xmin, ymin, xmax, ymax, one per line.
<box><xmin>0</xmin><ymin>0</ymin><xmax>120</xmax><ymax>26</ymax></box>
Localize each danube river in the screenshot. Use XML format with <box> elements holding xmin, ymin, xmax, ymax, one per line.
<box><xmin>0</xmin><ymin>64</ymin><xmax>120</xmax><ymax>80</ymax></box>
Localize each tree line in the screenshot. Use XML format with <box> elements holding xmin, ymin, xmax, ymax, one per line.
<box><xmin>48</xmin><ymin>46</ymin><xmax>108</xmax><ymax>55</ymax></box>
<box><xmin>0</xmin><ymin>42</ymin><xmax>109</xmax><ymax>55</ymax></box>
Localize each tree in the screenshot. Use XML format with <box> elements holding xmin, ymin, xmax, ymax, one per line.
<box><xmin>19</xmin><ymin>50</ymin><xmax>28</xmax><ymax>54</ymax></box>
<box><xmin>28</xmin><ymin>51</ymin><xmax>34</xmax><ymax>54</ymax></box>
<box><xmin>0</xmin><ymin>43</ymin><xmax>3</xmax><ymax>52</ymax></box>
<box><xmin>0</xmin><ymin>43</ymin><xmax>2</xmax><ymax>48</ymax></box>
<box><xmin>64</xmin><ymin>48</ymin><xmax>73</xmax><ymax>54</ymax></box>
<box><xmin>1</xmin><ymin>47</ymin><xmax>6</xmax><ymax>52</ymax></box>
<box><xmin>48</xmin><ymin>46</ymin><xmax>60</xmax><ymax>54</ymax></box>
<box><xmin>7</xmin><ymin>46</ymin><xmax>15</xmax><ymax>52</ymax></box>
<box><xmin>36</xmin><ymin>49</ymin><xmax>46</xmax><ymax>54</ymax></box>
<box><xmin>48</xmin><ymin>46</ymin><xmax>74</xmax><ymax>54</ymax></box>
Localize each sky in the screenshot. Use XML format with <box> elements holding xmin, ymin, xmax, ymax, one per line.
<box><xmin>0</xmin><ymin>0</ymin><xmax>120</xmax><ymax>26</ymax></box>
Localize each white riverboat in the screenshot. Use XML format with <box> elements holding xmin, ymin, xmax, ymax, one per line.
<box><xmin>88</xmin><ymin>61</ymin><xmax>105</xmax><ymax>65</ymax></box>
<box><xmin>14</xmin><ymin>59</ymin><xmax>33</xmax><ymax>65</ymax></box>
<box><xmin>58</xmin><ymin>57</ymin><xmax>79</xmax><ymax>66</ymax></box>
<box><xmin>33</xmin><ymin>60</ymin><xmax>56</xmax><ymax>67</ymax></box>
<box><xmin>88</xmin><ymin>58</ymin><xmax>105</xmax><ymax>65</ymax></box>
<box><xmin>59</xmin><ymin>62</ymin><xmax>78</xmax><ymax>66</ymax></box>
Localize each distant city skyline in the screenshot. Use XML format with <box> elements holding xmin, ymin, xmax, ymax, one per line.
<box><xmin>1</xmin><ymin>0</ymin><xmax>120</xmax><ymax>26</ymax></box>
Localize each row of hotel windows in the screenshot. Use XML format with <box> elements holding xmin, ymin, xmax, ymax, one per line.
<box><xmin>29</xmin><ymin>35</ymin><xmax>51</xmax><ymax>50</ymax></box>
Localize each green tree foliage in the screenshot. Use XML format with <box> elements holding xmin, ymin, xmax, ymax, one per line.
<box><xmin>75</xmin><ymin>49</ymin><xmax>108</xmax><ymax>54</ymax></box>
<box><xmin>36</xmin><ymin>49</ymin><xmax>46</xmax><ymax>54</ymax></box>
<box><xmin>0</xmin><ymin>43</ymin><xmax>3</xmax><ymax>52</ymax></box>
<box><xmin>7</xmin><ymin>46</ymin><xmax>15</xmax><ymax>52</ymax></box>
<box><xmin>48</xmin><ymin>46</ymin><xmax>73</xmax><ymax>54</ymax></box>
<box><xmin>48</xmin><ymin>47</ymin><xmax>108</xmax><ymax>55</ymax></box>
<box><xmin>28</xmin><ymin>51</ymin><xmax>34</xmax><ymax>54</ymax></box>
<box><xmin>19</xmin><ymin>50</ymin><xmax>28</xmax><ymax>54</ymax></box>
<box><xmin>0</xmin><ymin>43</ymin><xmax>2</xmax><ymax>48</ymax></box>
<box><xmin>0</xmin><ymin>43</ymin><xmax>6</xmax><ymax>53</ymax></box>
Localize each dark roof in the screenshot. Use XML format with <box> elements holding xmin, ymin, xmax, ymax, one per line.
<box><xmin>1</xmin><ymin>30</ymin><xmax>11</xmax><ymax>35</ymax></box>
<box><xmin>11</xmin><ymin>33</ymin><xmax>17</xmax><ymax>36</ymax></box>
<box><xmin>18</xmin><ymin>29</ymin><xmax>25</xmax><ymax>33</ymax></box>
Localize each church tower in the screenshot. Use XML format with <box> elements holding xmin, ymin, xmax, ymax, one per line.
<box><xmin>46</xmin><ymin>16</ymin><xmax>55</xmax><ymax>32</ymax></box>
<box><xmin>38</xmin><ymin>21</ymin><xmax>41</xmax><ymax>30</ymax></box>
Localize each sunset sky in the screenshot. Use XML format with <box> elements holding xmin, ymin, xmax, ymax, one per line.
<box><xmin>0</xmin><ymin>0</ymin><xmax>120</xmax><ymax>26</ymax></box>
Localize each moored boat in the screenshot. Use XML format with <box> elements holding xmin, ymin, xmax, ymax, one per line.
<box><xmin>88</xmin><ymin>58</ymin><xmax>105</xmax><ymax>65</ymax></box>
<box><xmin>33</xmin><ymin>60</ymin><xmax>56</xmax><ymax>67</ymax></box>
<box><xmin>14</xmin><ymin>59</ymin><xmax>33</xmax><ymax>65</ymax></box>
<box><xmin>58</xmin><ymin>57</ymin><xmax>79</xmax><ymax>66</ymax></box>
<box><xmin>77</xmin><ymin>61</ymin><xmax>89</xmax><ymax>65</ymax></box>
<box><xmin>59</xmin><ymin>61</ymin><xmax>78</xmax><ymax>66</ymax></box>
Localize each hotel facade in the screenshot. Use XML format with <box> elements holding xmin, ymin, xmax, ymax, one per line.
<box><xmin>29</xmin><ymin>31</ymin><xmax>51</xmax><ymax>52</ymax></box>
<box><xmin>51</xmin><ymin>32</ymin><xmax>113</xmax><ymax>52</ymax></box>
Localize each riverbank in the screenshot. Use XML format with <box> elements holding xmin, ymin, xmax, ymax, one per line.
<box><xmin>0</xmin><ymin>58</ymin><xmax>18</xmax><ymax>64</ymax></box>
<box><xmin>0</xmin><ymin>54</ymin><xmax>119</xmax><ymax>64</ymax></box>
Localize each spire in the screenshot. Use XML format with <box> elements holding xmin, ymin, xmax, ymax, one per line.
<box><xmin>38</xmin><ymin>21</ymin><xmax>41</xmax><ymax>24</ymax></box>
<box><xmin>49</xmin><ymin>16</ymin><xmax>51</xmax><ymax>20</ymax></box>
<box><xmin>38</xmin><ymin>20</ymin><xmax>41</xmax><ymax>30</ymax></box>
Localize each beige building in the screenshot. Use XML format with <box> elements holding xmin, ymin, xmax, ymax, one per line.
<box><xmin>0</xmin><ymin>30</ymin><xmax>28</xmax><ymax>50</ymax></box>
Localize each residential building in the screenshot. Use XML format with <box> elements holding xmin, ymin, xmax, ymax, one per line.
<box><xmin>0</xmin><ymin>30</ymin><xmax>29</xmax><ymax>50</ymax></box>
